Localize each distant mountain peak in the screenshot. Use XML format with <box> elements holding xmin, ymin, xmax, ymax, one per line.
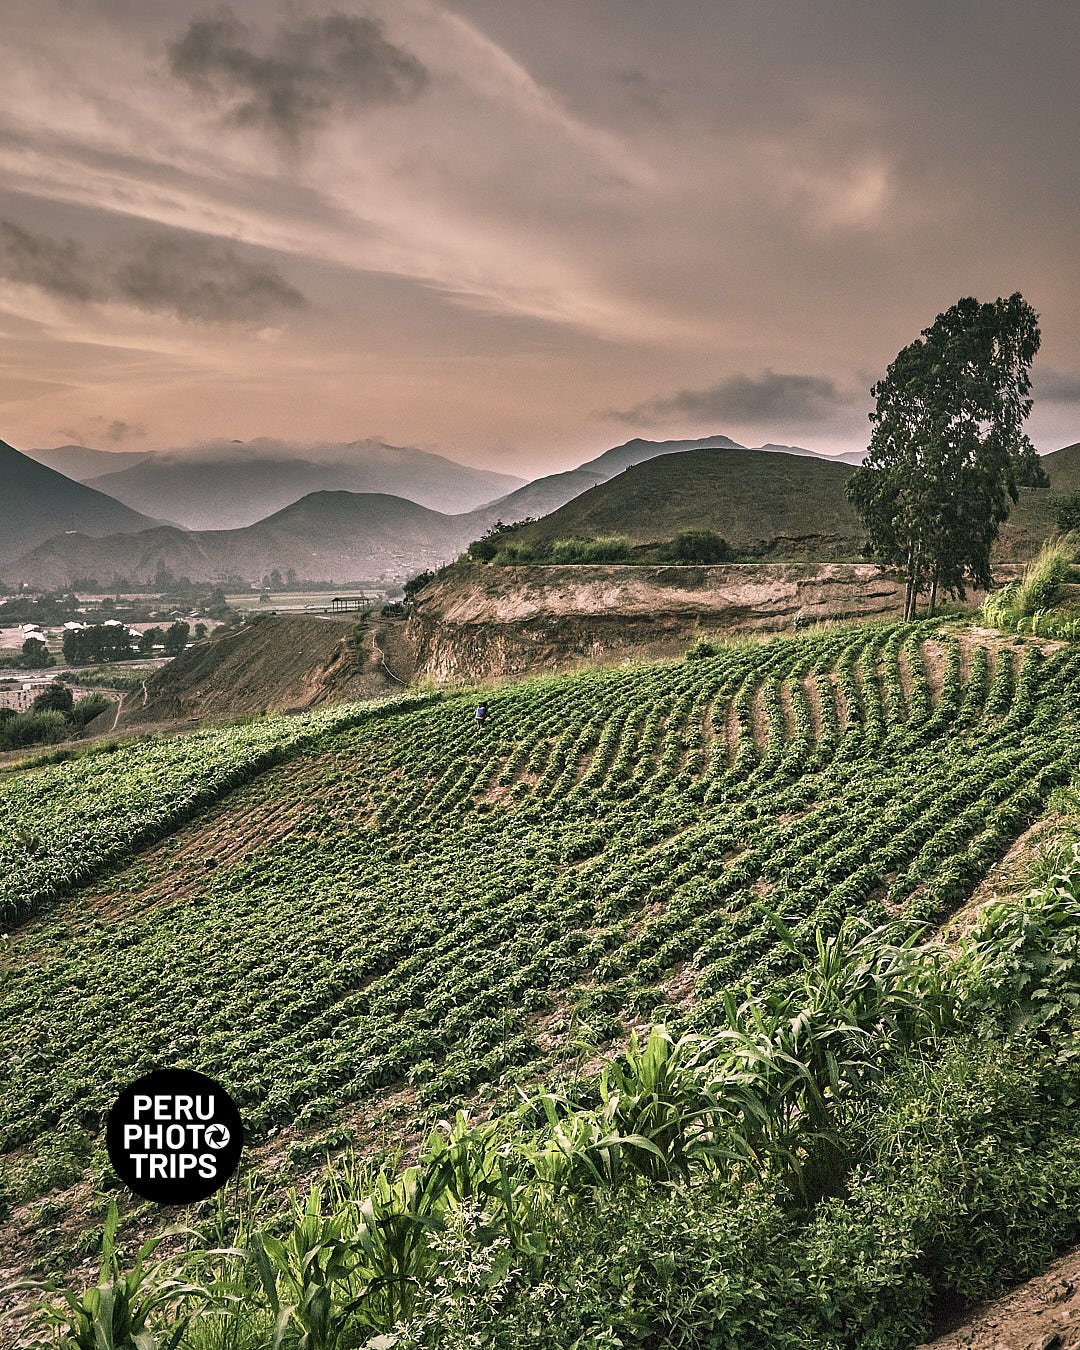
<box><xmin>28</xmin><ymin>438</ymin><xmax>525</xmax><ymax>530</ymax></box>
<box><xmin>0</xmin><ymin>438</ymin><xmax>160</xmax><ymax>567</ymax></box>
<box><xmin>577</xmin><ymin>433</ymin><xmax>746</xmax><ymax>481</ymax></box>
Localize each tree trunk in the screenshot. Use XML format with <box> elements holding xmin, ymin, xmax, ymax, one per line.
<box><xmin>904</xmin><ymin>543</ymin><xmax>921</xmax><ymax>621</ymax></box>
<box><xmin>928</xmin><ymin>572</ymin><xmax>939</xmax><ymax>617</ymax></box>
<box><xmin>904</xmin><ymin>576</ymin><xmax>921</xmax><ymax>621</ymax></box>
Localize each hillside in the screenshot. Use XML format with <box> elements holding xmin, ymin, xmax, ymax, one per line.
<box><xmin>98</xmin><ymin>612</ymin><xmax>415</xmax><ymax>728</ymax></box>
<box><xmin>460</xmin><ymin>467</ymin><xmax>607</xmax><ymax>533</ymax></box>
<box><xmin>0</xmin><ymin>439</ymin><xmax>160</xmax><ymax>568</ymax></box>
<box><xmin>501</xmin><ymin>442</ymin><xmax>1079</xmax><ymax>561</ymax></box>
<box><xmin>998</xmin><ymin>441</ymin><xmax>1080</xmax><ymax>556</ymax></box>
<box><xmin>508</xmin><ymin>446</ymin><xmax>862</xmax><ymax>555</ymax></box>
<box><xmin>407</xmin><ymin>561</ymin><xmax>923</xmax><ymax>680</ymax></box>
<box><xmin>451</xmin><ymin>435</ymin><xmax>846</xmax><ymax>540</ymax></box>
<box><xmin>11</xmin><ymin>490</ymin><xmax>473</xmax><ymax>588</ymax></box>
<box><xmin>3</xmin><ymin>621</ymin><xmax>1079</xmax><ymax>1345</ymax></box>
<box><xmin>575</xmin><ymin>433</ymin><xmax>863</xmax><ymax>480</ymax></box>
<box><xmin>460</xmin><ymin>435</ymin><xmax>863</xmax><ymax>539</ymax></box>
<box><xmin>77</xmin><ymin>437</ymin><xmax>524</xmax><ymax>529</ymax></box>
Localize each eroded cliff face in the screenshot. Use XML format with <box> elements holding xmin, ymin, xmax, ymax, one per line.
<box><xmin>407</xmin><ymin>563</ymin><xmax>921</xmax><ymax>682</ymax></box>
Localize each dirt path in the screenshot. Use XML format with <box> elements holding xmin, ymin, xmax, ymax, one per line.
<box><xmin>371</xmin><ymin>625</ymin><xmax>409</xmax><ymax>686</ymax></box>
<box><xmin>918</xmin><ymin>1246</ymin><xmax>1080</xmax><ymax>1349</ymax></box>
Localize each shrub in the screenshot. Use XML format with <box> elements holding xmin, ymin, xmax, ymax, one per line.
<box><xmin>661</xmin><ymin>528</ymin><xmax>733</xmax><ymax>564</ymax></box>
<box><xmin>548</xmin><ymin>536</ymin><xmax>634</xmax><ymax>564</ymax></box>
<box><xmin>71</xmin><ymin>694</ymin><xmax>112</xmax><ymax>728</ymax></box>
<box><xmin>983</xmin><ymin>533</ymin><xmax>1078</xmax><ymax>630</ymax></box>
<box><xmin>1052</xmin><ymin>491</ymin><xmax>1080</xmax><ymax>533</ymax></box>
<box><xmin>0</xmin><ymin>710</ymin><xmax>69</xmax><ymax>750</ymax></box>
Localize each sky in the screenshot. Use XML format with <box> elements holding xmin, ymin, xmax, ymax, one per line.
<box><xmin>1</xmin><ymin>0</ymin><xmax>1078</xmax><ymax>477</ymax></box>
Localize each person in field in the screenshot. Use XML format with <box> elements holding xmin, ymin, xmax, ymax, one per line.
<box><xmin>475</xmin><ymin>702</ymin><xmax>488</xmax><ymax>729</ymax></box>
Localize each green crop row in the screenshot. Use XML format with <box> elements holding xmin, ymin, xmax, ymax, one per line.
<box><xmin>19</xmin><ymin>848</ymin><xmax>1080</xmax><ymax>1349</ymax></box>
<box><xmin>2</xmin><ymin>624</ymin><xmax>1078</xmax><ymax>1298</ymax></box>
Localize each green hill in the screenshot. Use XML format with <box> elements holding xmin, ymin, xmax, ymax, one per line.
<box><xmin>4</xmin><ymin>620</ymin><xmax>1080</xmax><ymax>1344</ymax></box>
<box><xmin>999</xmin><ymin>441</ymin><xmax>1080</xmax><ymax>556</ymax></box>
<box><xmin>506</xmin><ymin>446</ymin><xmax>862</xmax><ymax>557</ymax></box>
<box><xmin>505</xmin><ymin>442</ymin><xmax>1080</xmax><ymax>562</ymax></box>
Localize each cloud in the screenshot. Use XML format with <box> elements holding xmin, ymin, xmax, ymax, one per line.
<box><xmin>59</xmin><ymin>416</ymin><xmax>146</xmax><ymax>444</ymax></box>
<box><xmin>113</xmin><ymin>236</ymin><xmax>306</xmax><ymax>323</ymax></box>
<box><xmin>1035</xmin><ymin>367</ymin><xmax>1080</xmax><ymax>404</ymax></box>
<box><xmin>612</xmin><ymin>369</ymin><xmax>850</xmax><ymax>428</ymax></box>
<box><xmin>167</xmin><ymin>9</ymin><xmax>429</xmax><ymax>144</ymax></box>
<box><xmin>0</xmin><ymin>220</ymin><xmax>99</xmax><ymax>303</ymax></box>
<box><xmin>0</xmin><ymin>220</ymin><xmax>305</xmax><ymax>323</ymax></box>
<box><xmin>611</xmin><ymin>68</ymin><xmax>672</xmax><ymax>123</ymax></box>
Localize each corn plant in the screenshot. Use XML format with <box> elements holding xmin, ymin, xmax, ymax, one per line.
<box><xmin>26</xmin><ymin>1201</ymin><xmax>202</xmax><ymax>1350</ymax></box>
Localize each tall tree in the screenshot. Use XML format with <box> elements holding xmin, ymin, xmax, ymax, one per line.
<box><xmin>848</xmin><ymin>294</ymin><xmax>1045</xmax><ymax>619</ymax></box>
<box><xmin>163</xmin><ymin>621</ymin><xmax>190</xmax><ymax>655</ymax></box>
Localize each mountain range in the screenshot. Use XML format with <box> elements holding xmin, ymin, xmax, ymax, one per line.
<box><xmin>10</xmin><ymin>492</ymin><xmax>471</xmax><ymax>590</ymax></box>
<box><xmin>5</xmin><ymin>433</ymin><xmax>1072</xmax><ymax>589</ymax></box>
<box><xmin>24</xmin><ymin>433</ymin><xmax>862</xmax><ymax>534</ymax></box>
<box><xmin>25</xmin><ymin>438</ymin><xmax>524</xmax><ymax>529</ymax></box>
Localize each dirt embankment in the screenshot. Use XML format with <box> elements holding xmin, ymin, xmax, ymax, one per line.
<box><xmin>82</xmin><ymin>563</ymin><xmax>1023</xmax><ymax>728</ymax></box>
<box><xmin>407</xmin><ymin>563</ymin><xmax>1006</xmax><ymax>683</ymax></box>
<box><xmin>94</xmin><ymin>613</ymin><xmax>415</xmax><ymax>731</ymax></box>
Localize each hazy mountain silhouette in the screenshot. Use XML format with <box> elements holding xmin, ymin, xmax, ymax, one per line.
<box><xmin>11</xmin><ymin>490</ymin><xmax>472</xmax><ymax>588</ymax></box>
<box><xmin>26</xmin><ymin>444</ymin><xmax>151</xmax><ymax>480</ymax></box>
<box><xmin>0</xmin><ymin>439</ymin><xmax>161</xmax><ymax>568</ymax></box>
<box><xmin>54</xmin><ymin>437</ymin><xmax>525</xmax><ymax>528</ymax></box>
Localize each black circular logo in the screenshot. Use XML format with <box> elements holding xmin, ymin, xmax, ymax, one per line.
<box><xmin>106</xmin><ymin>1068</ymin><xmax>244</xmax><ymax>1204</ymax></box>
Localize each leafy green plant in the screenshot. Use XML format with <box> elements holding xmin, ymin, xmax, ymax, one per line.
<box><xmin>956</xmin><ymin>847</ymin><xmax>1080</xmax><ymax>1038</ymax></box>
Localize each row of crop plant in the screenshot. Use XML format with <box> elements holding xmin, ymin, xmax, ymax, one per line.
<box><xmin>21</xmin><ymin>842</ymin><xmax>1080</xmax><ymax>1349</ymax></box>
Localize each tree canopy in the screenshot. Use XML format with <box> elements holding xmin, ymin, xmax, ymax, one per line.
<box><xmin>847</xmin><ymin>293</ymin><xmax>1045</xmax><ymax>618</ymax></box>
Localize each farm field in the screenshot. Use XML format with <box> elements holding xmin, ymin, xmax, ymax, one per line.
<box><xmin>2</xmin><ymin>618</ymin><xmax>1080</xmax><ymax>1342</ymax></box>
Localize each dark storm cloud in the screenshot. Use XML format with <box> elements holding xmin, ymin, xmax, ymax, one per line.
<box><xmin>0</xmin><ymin>220</ymin><xmax>305</xmax><ymax>323</ymax></box>
<box><xmin>113</xmin><ymin>236</ymin><xmax>305</xmax><ymax>322</ymax></box>
<box><xmin>167</xmin><ymin>10</ymin><xmax>429</xmax><ymax>144</ymax></box>
<box><xmin>613</xmin><ymin>370</ymin><xmax>849</xmax><ymax>428</ymax></box>
<box><xmin>0</xmin><ymin>220</ymin><xmax>99</xmax><ymax>302</ymax></box>
<box><xmin>1035</xmin><ymin>368</ymin><xmax>1080</xmax><ymax>404</ymax></box>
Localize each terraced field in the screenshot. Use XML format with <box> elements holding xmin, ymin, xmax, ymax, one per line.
<box><xmin>2</xmin><ymin>620</ymin><xmax>1079</xmax><ymax>1242</ymax></box>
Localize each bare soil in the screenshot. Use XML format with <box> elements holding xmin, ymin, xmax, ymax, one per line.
<box><xmin>921</xmin><ymin>638</ymin><xmax>948</xmax><ymax>700</ymax></box>
<box><xmin>919</xmin><ymin>1246</ymin><xmax>1080</xmax><ymax>1349</ymax></box>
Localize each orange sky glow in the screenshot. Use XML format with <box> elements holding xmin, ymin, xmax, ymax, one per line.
<box><xmin>1</xmin><ymin>0</ymin><xmax>1078</xmax><ymax>476</ymax></box>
